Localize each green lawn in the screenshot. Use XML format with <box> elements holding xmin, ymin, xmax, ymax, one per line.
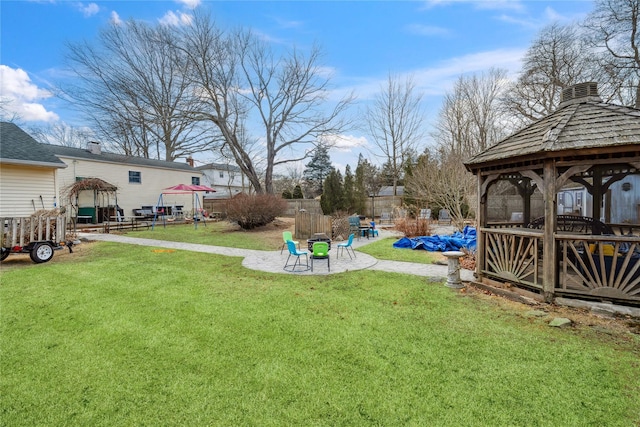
<box><xmin>128</xmin><ymin>223</ymin><xmax>443</xmax><ymax>264</ymax></box>
<box><xmin>131</xmin><ymin>222</ymin><xmax>278</xmax><ymax>250</ymax></box>
<box><xmin>1</xmin><ymin>243</ymin><xmax>639</xmax><ymax>426</ymax></box>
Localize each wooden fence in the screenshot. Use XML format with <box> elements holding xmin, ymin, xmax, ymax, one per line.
<box><xmin>294</xmin><ymin>211</ymin><xmax>332</xmax><ymax>239</ymax></box>
<box><xmin>285</xmin><ymin>196</ymin><xmax>404</xmax><ymax>219</ymax></box>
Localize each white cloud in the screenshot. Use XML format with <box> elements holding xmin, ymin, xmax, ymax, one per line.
<box><xmin>176</xmin><ymin>0</ymin><xmax>201</xmax><ymax>9</ymax></box>
<box><xmin>348</xmin><ymin>47</ymin><xmax>525</xmax><ymax>102</ymax></box>
<box><xmin>495</xmin><ymin>13</ymin><xmax>539</xmax><ymax>29</ymax></box>
<box><xmin>320</xmin><ymin>134</ymin><xmax>369</xmax><ymax>152</ymax></box>
<box><xmin>159</xmin><ymin>10</ymin><xmax>193</xmax><ymax>27</ymax></box>
<box><xmin>110</xmin><ymin>11</ymin><xmax>122</xmax><ymax>25</ymax></box>
<box><xmin>0</xmin><ymin>65</ymin><xmax>59</xmax><ymax>122</ymax></box>
<box><xmin>77</xmin><ymin>2</ymin><xmax>99</xmax><ymax>17</ymax></box>
<box><xmin>423</xmin><ymin>0</ymin><xmax>525</xmax><ymax>12</ymax></box>
<box><xmin>406</xmin><ymin>23</ymin><xmax>450</xmax><ymax>37</ymax></box>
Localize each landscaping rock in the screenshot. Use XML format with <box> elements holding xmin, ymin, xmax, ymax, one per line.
<box><xmin>549</xmin><ymin>317</ymin><xmax>572</xmax><ymax>328</ymax></box>
<box><xmin>525</xmin><ymin>310</ymin><xmax>548</xmax><ymax>318</ymax></box>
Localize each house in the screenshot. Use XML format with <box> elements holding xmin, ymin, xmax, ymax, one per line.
<box><xmin>197</xmin><ymin>162</ymin><xmax>247</xmax><ymax>199</ymax></box>
<box><xmin>45</xmin><ymin>142</ymin><xmax>203</xmax><ymax>221</ymax></box>
<box><xmin>0</xmin><ymin>122</ymin><xmax>67</xmax><ymax>216</ymax></box>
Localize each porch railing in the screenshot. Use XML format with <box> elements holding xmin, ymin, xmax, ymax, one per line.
<box><xmin>556</xmin><ymin>234</ymin><xmax>640</xmax><ymax>303</ymax></box>
<box><xmin>480</xmin><ymin>227</ymin><xmax>543</xmax><ymax>292</ymax></box>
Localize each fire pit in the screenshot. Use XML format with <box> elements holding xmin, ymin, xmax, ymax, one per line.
<box><xmin>307</xmin><ymin>234</ymin><xmax>332</xmax><ymax>252</ymax></box>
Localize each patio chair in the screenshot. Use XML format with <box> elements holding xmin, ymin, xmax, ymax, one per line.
<box><xmin>369</xmin><ymin>221</ymin><xmax>379</xmax><ymax>237</ymax></box>
<box><xmin>348</xmin><ymin>216</ymin><xmax>361</xmax><ymax>238</ymax></box>
<box><xmin>336</xmin><ymin>233</ymin><xmax>356</xmax><ymax>259</ymax></box>
<box><xmin>280</xmin><ymin>231</ymin><xmax>299</xmax><ymax>254</ymax></box>
<box><xmin>284</xmin><ymin>240</ymin><xmax>309</xmax><ymax>272</ymax></box>
<box><xmin>310</xmin><ymin>241</ymin><xmax>330</xmax><ymax>272</ymax></box>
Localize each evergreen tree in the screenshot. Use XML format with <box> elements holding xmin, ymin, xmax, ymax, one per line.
<box><xmin>282</xmin><ymin>189</ymin><xmax>293</xmax><ymax>199</ymax></box>
<box><xmin>303</xmin><ymin>144</ymin><xmax>333</xmax><ymax>197</ymax></box>
<box><xmin>292</xmin><ymin>185</ymin><xmax>304</xmax><ymax>199</ymax></box>
<box><xmin>353</xmin><ymin>154</ymin><xmax>368</xmax><ymax>214</ymax></box>
<box><xmin>320</xmin><ymin>169</ymin><xmax>344</xmax><ymax>214</ymax></box>
<box><xmin>342</xmin><ymin>164</ymin><xmax>355</xmax><ymax>213</ymax></box>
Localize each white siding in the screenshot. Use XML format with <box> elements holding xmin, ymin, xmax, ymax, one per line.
<box><xmin>0</xmin><ymin>164</ymin><xmax>58</xmax><ymax>216</ymax></box>
<box><xmin>200</xmin><ymin>167</ymin><xmax>245</xmax><ymax>194</ymax></box>
<box><xmin>55</xmin><ymin>157</ymin><xmax>203</xmax><ymax>217</ymax></box>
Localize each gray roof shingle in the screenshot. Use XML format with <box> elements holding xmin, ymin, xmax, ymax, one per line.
<box><xmin>0</xmin><ymin>122</ymin><xmax>67</xmax><ymax>168</ymax></box>
<box><xmin>465</xmin><ymin>101</ymin><xmax>640</xmax><ymax>170</ymax></box>
<box><xmin>45</xmin><ymin>144</ymin><xmax>197</xmax><ymax>172</ymax></box>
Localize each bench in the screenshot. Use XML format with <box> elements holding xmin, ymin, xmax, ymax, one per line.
<box><xmin>77</xmin><ymin>215</ymin><xmax>93</xmax><ymax>224</ymax></box>
<box><xmin>132</xmin><ymin>209</ymin><xmax>155</xmax><ymax>219</ymax></box>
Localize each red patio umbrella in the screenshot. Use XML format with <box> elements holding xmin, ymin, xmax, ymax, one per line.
<box><xmin>163</xmin><ymin>184</ymin><xmax>215</xmax><ymax>193</ymax></box>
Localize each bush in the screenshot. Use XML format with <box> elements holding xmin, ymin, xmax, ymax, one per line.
<box><xmin>226</xmin><ymin>194</ymin><xmax>287</xmax><ymax>230</ymax></box>
<box><xmin>394</xmin><ymin>217</ymin><xmax>432</xmax><ymax>238</ymax></box>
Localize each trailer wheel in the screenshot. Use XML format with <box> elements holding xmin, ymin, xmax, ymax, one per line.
<box><xmin>0</xmin><ymin>248</ymin><xmax>9</xmax><ymax>261</ymax></box>
<box><xmin>30</xmin><ymin>243</ymin><xmax>54</xmax><ymax>263</ymax></box>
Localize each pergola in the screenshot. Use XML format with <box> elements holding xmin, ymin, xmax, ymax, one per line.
<box><xmin>464</xmin><ymin>83</ymin><xmax>640</xmax><ymax>307</ymax></box>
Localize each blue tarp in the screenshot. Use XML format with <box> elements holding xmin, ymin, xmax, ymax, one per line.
<box><xmin>393</xmin><ymin>226</ymin><xmax>477</xmax><ymax>252</ymax></box>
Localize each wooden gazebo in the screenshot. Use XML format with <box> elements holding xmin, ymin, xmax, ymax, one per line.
<box><xmin>465</xmin><ymin>82</ymin><xmax>640</xmax><ymax>307</ymax></box>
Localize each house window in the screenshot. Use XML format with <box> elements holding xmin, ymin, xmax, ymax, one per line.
<box><xmin>192</xmin><ymin>177</ymin><xmax>200</xmax><ymax>185</ymax></box>
<box><xmin>219</xmin><ymin>171</ymin><xmax>224</xmax><ymax>179</ymax></box>
<box><xmin>129</xmin><ymin>171</ymin><xmax>141</xmax><ymax>184</ymax></box>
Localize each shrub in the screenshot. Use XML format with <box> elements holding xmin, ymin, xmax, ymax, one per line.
<box><xmin>394</xmin><ymin>216</ymin><xmax>431</xmax><ymax>237</ymax></box>
<box><xmin>226</xmin><ymin>194</ymin><xmax>287</xmax><ymax>230</ymax></box>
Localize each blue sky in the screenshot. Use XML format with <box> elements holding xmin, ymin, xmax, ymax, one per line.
<box><xmin>1</xmin><ymin>0</ymin><xmax>594</xmax><ymax>172</ymax></box>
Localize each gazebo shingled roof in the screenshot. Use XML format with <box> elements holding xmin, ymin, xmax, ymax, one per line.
<box><xmin>465</xmin><ymin>83</ymin><xmax>640</xmax><ymax>171</ymax></box>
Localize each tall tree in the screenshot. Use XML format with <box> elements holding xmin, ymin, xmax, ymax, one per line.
<box><xmin>180</xmin><ymin>12</ymin><xmax>354</xmax><ymax>194</ymax></box>
<box><xmin>28</xmin><ymin>122</ymin><xmax>93</xmax><ymax>148</ymax></box>
<box><xmin>320</xmin><ymin>168</ymin><xmax>344</xmax><ymax>214</ymax></box>
<box><xmin>366</xmin><ymin>73</ymin><xmax>424</xmax><ymax>196</ymax></box>
<box><xmin>503</xmin><ymin>23</ymin><xmax>592</xmax><ymax>124</ymax></box>
<box><xmin>61</xmin><ymin>19</ymin><xmax>211</xmax><ymax>160</ymax></box>
<box><xmin>434</xmin><ymin>68</ymin><xmax>509</xmax><ymax>159</ymax></box>
<box><xmin>342</xmin><ymin>164</ymin><xmax>356</xmax><ymax>213</ymax></box>
<box><xmin>583</xmin><ymin>0</ymin><xmax>640</xmax><ymax>108</ymax></box>
<box><xmin>354</xmin><ymin>155</ymin><xmax>382</xmax><ymax>216</ymax></box>
<box><xmin>303</xmin><ymin>144</ymin><xmax>333</xmax><ymax>197</ymax></box>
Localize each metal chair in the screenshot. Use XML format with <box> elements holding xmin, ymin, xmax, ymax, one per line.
<box><xmin>336</xmin><ymin>233</ymin><xmax>356</xmax><ymax>259</ymax></box>
<box><xmin>310</xmin><ymin>241</ymin><xmax>330</xmax><ymax>272</ymax></box>
<box><xmin>280</xmin><ymin>231</ymin><xmax>299</xmax><ymax>254</ymax></box>
<box><xmin>284</xmin><ymin>240</ymin><xmax>309</xmax><ymax>272</ymax></box>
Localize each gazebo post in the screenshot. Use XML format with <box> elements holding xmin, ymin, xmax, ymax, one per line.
<box><xmin>475</xmin><ymin>175</ymin><xmax>488</xmax><ymax>281</ymax></box>
<box><xmin>542</xmin><ymin>160</ymin><xmax>557</xmax><ymax>302</ymax></box>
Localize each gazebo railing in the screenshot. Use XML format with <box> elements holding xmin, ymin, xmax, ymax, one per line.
<box><xmin>556</xmin><ymin>234</ymin><xmax>640</xmax><ymax>304</ymax></box>
<box><xmin>480</xmin><ymin>227</ymin><xmax>543</xmax><ymax>292</ymax></box>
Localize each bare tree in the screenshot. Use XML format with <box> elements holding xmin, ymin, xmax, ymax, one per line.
<box><xmin>27</xmin><ymin>122</ymin><xmax>93</xmax><ymax>148</ymax></box>
<box><xmin>405</xmin><ymin>148</ymin><xmax>476</xmax><ymax>230</ymax></box>
<box><xmin>61</xmin><ymin>18</ymin><xmax>212</xmax><ymax>160</ymax></box>
<box><xmin>180</xmin><ymin>13</ymin><xmax>354</xmax><ymax>194</ymax></box>
<box><xmin>366</xmin><ymin>73</ymin><xmax>424</xmax><ymax>196</ymax></box>
<box><xmin>434</xmin><ymin>68</ymin><xmax>509</xmax><ymax>159</ymax></box>
<box><xmin>503</xmin><ymin>23</ymin><xmax>593</xmax><ymax>123</ymax></box>
<box><xmin>583</xmin><ymin>0</ymin><xmax>640</xmax><ymax>108</ymax></box>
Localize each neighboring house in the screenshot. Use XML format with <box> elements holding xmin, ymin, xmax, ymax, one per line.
<box><xmin>0</xmin><ymin>122</ymin><xmax>67</xmax><ymax>216</ymax></box>
<box><xmin>46</xmin><ymin>142</ymin><xmax>203</xmax><ymax>220</ymax></box>
<box><xmin>197</xmin><ymin>162</ymin><xmax>247</xmax><ymax>200</ymax></box>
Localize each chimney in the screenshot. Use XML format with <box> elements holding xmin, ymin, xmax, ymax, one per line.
<box><xmin>559</xmin><ymin>82</ymin><xmax>602</xmax><ymax>109</ymax></box>
<box><xmin>186</xmin><ymin>156</ymin><xmax>194</xmax><ymax>167</ymax></box>
<box><xmin>86</xmin><ymin>141</ymin><xmax>101</xmax><ymax>155</ymax></box>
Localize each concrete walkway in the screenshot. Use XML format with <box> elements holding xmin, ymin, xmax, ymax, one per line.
<box><xmin>77</xmin><ymin>228</ymin><xmax>475</xmax><ymax>281</ymax></box>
